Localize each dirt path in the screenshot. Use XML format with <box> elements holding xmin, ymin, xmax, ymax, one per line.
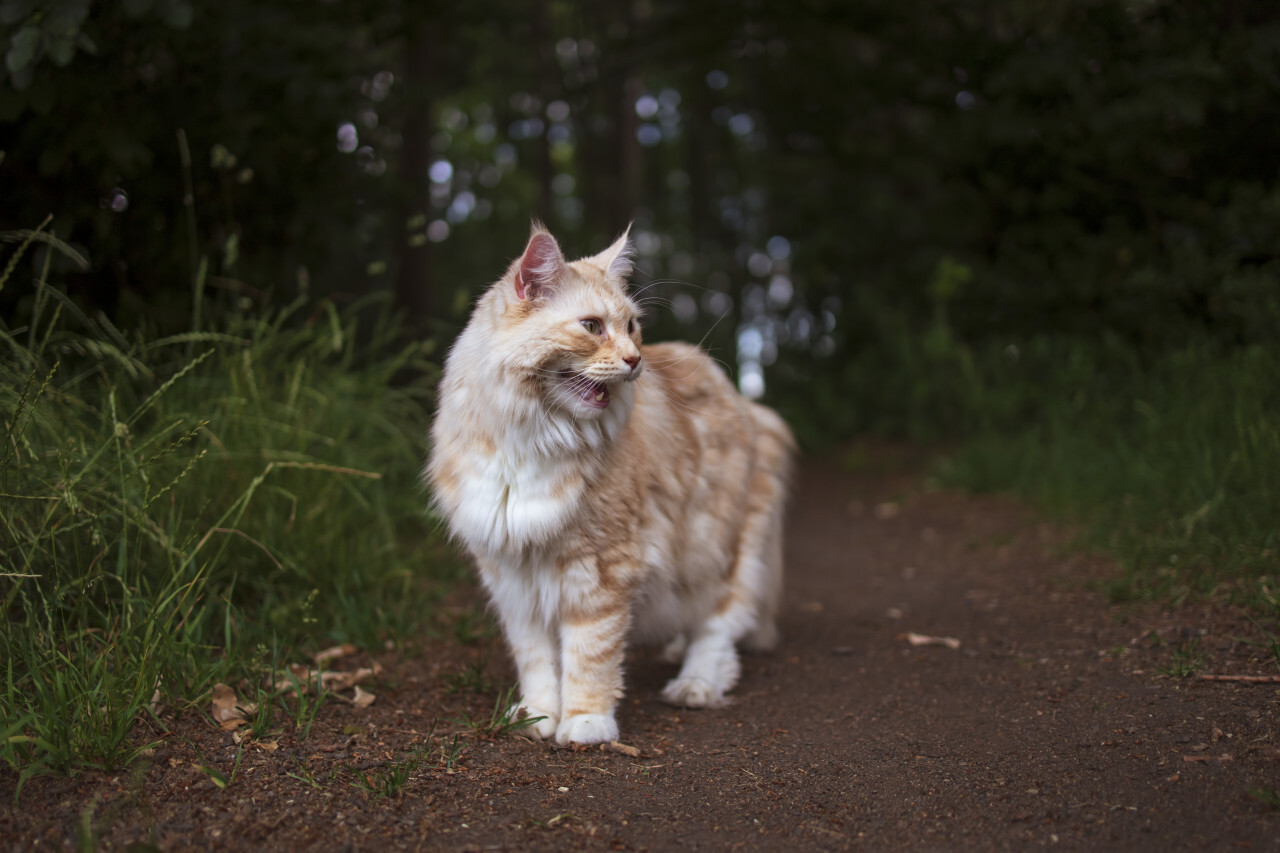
<box><xmin>4</xmin><ymin>454</ymin><xmax>1280</xmax><ymax>850</ymax></box>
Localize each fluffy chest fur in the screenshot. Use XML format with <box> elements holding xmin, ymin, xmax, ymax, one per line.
<box><xmin>442</xmin><ymin>434</ymin><xmax>595</xmax><ymax>557</ymax></box>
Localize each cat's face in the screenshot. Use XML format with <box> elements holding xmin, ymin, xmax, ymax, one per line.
<box><xmin>495</xmin><ymin>229</ymin><xmax>644</xmax><ymax>420</ymax></box>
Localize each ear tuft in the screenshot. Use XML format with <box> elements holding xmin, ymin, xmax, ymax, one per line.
<box><xmin>515</xmin><ymin>228</ymin><xmax>566</xmax><ymax>301</ymax></box>
<box><xmin>594</xmin><ymin>225</ymin><xmax>634</xmax><ymax>281</ymax></box>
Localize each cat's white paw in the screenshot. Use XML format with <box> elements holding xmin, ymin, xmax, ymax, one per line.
<box><xmin>660</xmin><ymin>676</ymin><xmax>730</xmax><ymax>709</ymax></box>
<box><xmin>519</xmin><ymin>707</ymin><xmax>559</xmax><ymax>740</ymax></box>
<box><xmin>555</xmin><ymin>713</ymin><xmax>618</xmax><ymax>745</ymax></box>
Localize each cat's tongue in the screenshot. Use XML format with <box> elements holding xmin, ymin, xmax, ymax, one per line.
<box><xmin>581</xmin><ymin>381</ymin><xmax>610</xmax><ymax>409</ymax></box>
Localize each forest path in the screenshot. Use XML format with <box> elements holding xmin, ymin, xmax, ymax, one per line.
<box><xmin>4</xmin><ymin>452</ymin><xmax>1278</xmax><ymax>851</ymax></box>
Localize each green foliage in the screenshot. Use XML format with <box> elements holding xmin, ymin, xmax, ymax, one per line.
<box><xmin>455</xmin><ymin>685</ymin><xmax>547</xmax><ymax>740</ymax></box>
<box><xmin>0</xmin><ymin>232</ymin><xmax>449</xmax><ymax>785</ymax></box>
<box><xmin>1156</xmin><ymin>640</ymin><xmax>1207</xmax><ymax>680</ymax></box>
<box><xmin>930</xmin><ymin>339</ymin><xmax>1280</xmax><ymax>605</ymax></box>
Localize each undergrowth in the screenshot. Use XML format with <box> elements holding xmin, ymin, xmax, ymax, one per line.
<box><xmin>1</xmin><ymin>223</ymin><xmax>450</xmax><ymax>792</ymax></box>
<box><xmin>934</xmin><ymin>340</ymin><xmax>1279</xmax><ymax>610</ymax></box>
<box><xmin>826</xmin><ymin>259</ymin><xmax>1280</xmax><ymax>616</ymax></box>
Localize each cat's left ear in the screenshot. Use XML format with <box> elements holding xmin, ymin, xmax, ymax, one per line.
<box><xmin>591</xmin><ymin>225</ymin><xmax>634</xmax><ymax>282</ymax></box>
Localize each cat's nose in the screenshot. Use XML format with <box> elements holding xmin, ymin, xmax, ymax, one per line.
<box><xmin>623</xmin><ymin>354</ymin><xmax>640</xmax><ymax>370</ymax></box>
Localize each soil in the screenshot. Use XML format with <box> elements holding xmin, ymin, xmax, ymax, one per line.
<box><xmin>4</xmin><ymin>449</ymin><xmax>1280</xmax><ymax>851</ymax></box>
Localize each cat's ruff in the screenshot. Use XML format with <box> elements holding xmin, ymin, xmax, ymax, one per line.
<box><xmin>427</xmin><ymin>225</ymin><xmax>794</xmax><ymax>745</ymax></box>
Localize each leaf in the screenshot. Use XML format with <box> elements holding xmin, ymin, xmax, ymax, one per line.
<box><xmin>313</xmin><ymin>642</ymin><xmax>357</xmax><ymax>664</ymax></box>
<box><xmin>46</xmin><ymin>36</ymin><xmax>74</xmax><ymax>67</ymax></box>
<box><xmin>210</xmin><ymin>683</ymin><xmax>257</xmax><ymax>731</ymax></box>
<box><xmin>5</xmin><ymin>26</ymin><xmax>41</xmax><ymax>75</ymax></box>
<box><xmin>352</xmin><ymin>686</ymin><xmax>376</xmax><ymax>709</ymax></box>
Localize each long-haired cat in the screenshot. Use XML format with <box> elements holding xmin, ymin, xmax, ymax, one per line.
<box><xmin>426</xmin><ymin>225</ymin><xmax>793</xmax><ymax>745</ymax></box>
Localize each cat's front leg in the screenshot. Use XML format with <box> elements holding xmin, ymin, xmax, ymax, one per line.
<box><xmin>556</xmin><ymin>605</ymin><xmax>629</xmax><ymax>744</ymax></box>
<box><xmin>483</xmin><ymin>571</ymin><xmax>560</xmax><ymax>739</ymax></box>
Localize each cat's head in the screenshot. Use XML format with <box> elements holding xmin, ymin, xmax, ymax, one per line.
<box><xmin>488</xmin><ymin>225</ymin><xmax>643</xmax><ymax>419</ymax></box>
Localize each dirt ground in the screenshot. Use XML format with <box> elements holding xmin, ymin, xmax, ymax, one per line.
<box><xmin>4</xmin><ymin>450</ymin><xmax>1280</xmax><ymax>851</ymax></box>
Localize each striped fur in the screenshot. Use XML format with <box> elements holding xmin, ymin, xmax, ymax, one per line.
<box><xmin>426</xmin><ymin>225</ymin><xmax>794</xmax><ymax>745</ymax></box>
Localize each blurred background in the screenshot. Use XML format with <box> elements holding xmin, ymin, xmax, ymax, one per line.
<box><xmin>5</xmin><ymin>0</ymin><xmax>1277</xmax><ymax>441</ymax></box>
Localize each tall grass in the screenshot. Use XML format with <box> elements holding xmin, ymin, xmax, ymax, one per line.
<box><xmin>936</xmin><ymin>341</ymin><xmax>1280</xmax><ymax>606</ymax></box>
<box><xmin>1</xmin><ymin>225</ymin><xmax>449</xmax><ymax>791</ymax></box>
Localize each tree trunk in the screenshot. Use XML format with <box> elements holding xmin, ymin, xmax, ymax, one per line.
<box><xmin>394</xmin><ymin>12</ymin><xmax>439</xmax><ymax>330</ymax></box>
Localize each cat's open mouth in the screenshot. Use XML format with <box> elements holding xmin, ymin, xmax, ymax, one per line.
<box><xmin>560</xmin><ymin>372</ymin><xmax>611</xmax><ymax>409</ymax></box>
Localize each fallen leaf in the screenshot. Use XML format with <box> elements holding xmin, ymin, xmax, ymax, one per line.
<box><xmin>273</xmin><ymin>662</ymin><xmax>383</xmax><ymax>694</ymax></box>
<box><xmin>902</xmin><ymin>632</ymin><xmax>961</xmax><ymax>650</ymax></box>
<box><xmin>210</xmin><ymin>683</ymin><xmax>256</xmax><ymax>731</ymax></box>
<box><xmin>352</xmin><ymin>685</ymin><xmax>376</xmax><ymax>709</ymax></box>
<box><xmin>1183</xmin><ymin>754</ymin><xmax>1233</xmax><ymax>763</ymax></box>
<box><xmin>314</xmin><ymin>643</ymin><xmax>357</xmax><ymax>664</ymax></box>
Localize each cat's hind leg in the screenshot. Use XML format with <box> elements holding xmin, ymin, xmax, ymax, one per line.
<box><xmin>660</xmin><ymin>613</ymin><xmax>741</xmax><ymax>707</ymax></box>
<box><xmin>662</xmin><ymin>404</ymin><xmax>791</xmax><ymax>707</ymax></box>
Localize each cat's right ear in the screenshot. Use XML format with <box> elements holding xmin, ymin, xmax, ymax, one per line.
<box><xmin>514</xmin><ymin>230</ymin><xmax>566</xmax><ymax>301</ymax></box>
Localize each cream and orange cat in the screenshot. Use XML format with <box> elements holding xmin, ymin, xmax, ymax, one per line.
<box><xmin>426</xmin><ymin>225</ymin><xmax>793</xmax><ymax>745</ymax></box>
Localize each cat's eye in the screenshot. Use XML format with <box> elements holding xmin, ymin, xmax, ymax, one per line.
<box><xmin>627</xmin><ymin>319</ymin><xmax>637</xmax><ymax>334</ymax></box>
<box><xmin>580</xmin><ymin>318</ymin><xmax>603</xmax><ymax>335</ymax></box>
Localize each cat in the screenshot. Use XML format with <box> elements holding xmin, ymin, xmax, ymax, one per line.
<box><xmin>426</xmin><ymin>224</ymin><xmax>794</xmax><ymax>745</ymax></box>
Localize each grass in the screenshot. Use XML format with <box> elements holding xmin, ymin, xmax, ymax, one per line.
<box><xmin>0</xmin><ymin>223</ymin><xmax>454</xmax><ymax>793</ymax></box>
<box><xmin>934</xmin><ymin>340</ymin><xmax>1280</xmax><ymax>608</ymax></box>
<box><xmin>455</xmin><ymin>685</ymin><xmax>547</xmax><ymax>739</ymax></box>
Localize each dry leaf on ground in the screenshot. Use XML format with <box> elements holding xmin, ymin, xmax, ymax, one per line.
<box><xmin>314</xmin><ymin>643</ymin><xmax>358</xmax><ymax>665</ymax></box>
<box><xmin>271</xmin><ymin>662</ymin><xmax>383</xmax><ymax>694</ymax></box>
<box><xmin>210</xmin><ymin>683</ymin><xmax>256</xmax><ymax>731</ymax></box>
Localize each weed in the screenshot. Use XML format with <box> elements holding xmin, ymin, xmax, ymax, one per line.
<box><xmin>352</xmin><ymin>759</ymin><xmax>415</xmax><ymax>800</ymax></box>
<box><xmin>439</xmin><ymin>734</ymin><xmax>465</xmax><ymax>772</ymax></box>
<box><xmin>1248</xmin><ymin>787</ymin><xmax>1280</xmax><ymax>809</ymax></box>
<box><xmin>245</xmin><ymin>686</ymin><xmax>277</xmax><ymax>739</ymax></box>
<box><xmin>1157</xmin><ymin>640</ymin><xmax>1206</xmax><ymax>679</ymax></box>
<box><xmin>286</xmin><ymin>765</ymin><xmax>325</xmax><ymax>790</ymax></box>
<box><xmin>278</xmin><ymin>668</ymin><xmax>329</xmax><ymax>742</ymax></box>
<box><xmin>445</xmin><ymin>655</ymin><xmax>495</xmax><ymax>695</ymax></box>
<box><xmin>197</xmin><ymin>743</ymin><xmax>244</xmax><ymax>790</ymax></box>
<box><xmin>456</xmin><ymin>685</ymin><xmax>547</xmax><ymax>739</ymax></box>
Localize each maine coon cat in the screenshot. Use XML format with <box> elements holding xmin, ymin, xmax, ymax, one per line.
<box><xmin>426</xmin><ymin>225</ymin><xmax>794</xmax><ymax>745</ymax></box>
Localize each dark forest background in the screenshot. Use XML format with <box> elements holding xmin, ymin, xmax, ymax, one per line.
<box><xmin>6</xmin><ymin>0</ymin><xmax>1278</xmax><ymax>436</ymax></box>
